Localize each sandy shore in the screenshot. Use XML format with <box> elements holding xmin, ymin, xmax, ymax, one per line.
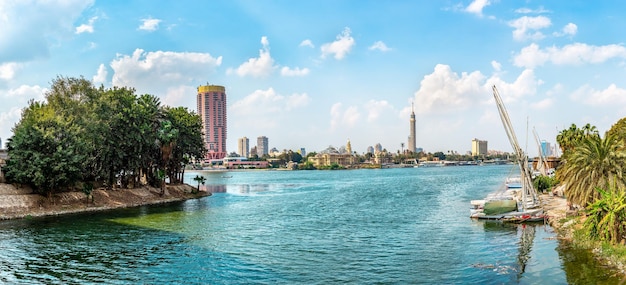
<box><xmin>540</xmin><ymin>192</ymin><xmax>569</xmax><ymax>228</ymax></box>
<box><xmin>0</xmin><ymin>183</ymin><xmax>211</xmax><ymax>220</ymax></box>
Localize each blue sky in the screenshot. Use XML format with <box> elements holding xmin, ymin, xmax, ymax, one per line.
<box><xmin>2</xmin><ymin>0</ymin><xmax>626</xmax><ymax>156</ymax></box>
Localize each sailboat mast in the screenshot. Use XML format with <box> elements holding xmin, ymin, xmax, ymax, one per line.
<box><xmin>492</xmin><ymin>86</ymin><xmax>539</xmax><ymax>210</ymax></box>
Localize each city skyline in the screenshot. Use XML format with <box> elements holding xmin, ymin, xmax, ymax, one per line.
<box><xmin>2</xmin><ymin>1</ymin><xmax>626</xmax><ymax>156</ymax></box>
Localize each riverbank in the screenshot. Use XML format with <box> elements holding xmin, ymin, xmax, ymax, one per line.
<box><xmin>542</xmin><ymin>192</ymin><xmax>626</xmax><ymax>276</ymax></box>
<box><xmin>0</xmin><ymin>183</ymin><xmax>211</xmax><ymax>220</ymax></box>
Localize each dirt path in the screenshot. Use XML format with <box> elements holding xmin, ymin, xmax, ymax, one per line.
<box><xmin>541</xmin><ymin>192</ymin><xmax>569</xmax><ymax>228</ymax></box>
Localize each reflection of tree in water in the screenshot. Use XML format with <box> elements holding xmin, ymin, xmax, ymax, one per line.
<box><xmin>556</xmin><ymin>238</ymin><xmax>624</xmax><ymax>284</ymax></box>
<box><xmin>516</xmin><ymin>224</ymin><xmax>535</xmax><ymax>279</ymax></box>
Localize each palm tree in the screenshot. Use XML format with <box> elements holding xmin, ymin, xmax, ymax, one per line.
<box><xmin>192</xmin><ymin>175</ymin><xmax>206</xmax><ymax>193</ymax></box>
<box><xmin>557</xmin><ymin>133</ymin><xmax>626</xmax><ymax>207</ymax></box>
<box><xmin>556</xmin><ymin>123</ymin><xmax>587</xmax><ymax>155</ymax></box>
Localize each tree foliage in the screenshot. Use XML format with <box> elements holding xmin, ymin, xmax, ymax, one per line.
<box><xmin>5</xmin><ymin>101</ymin><xmax>86</xmax><ymax>197</ymax></box>
<box><xmin>557</xmin><ymin>133</ymin><xmax>625</xmax><ymax>207</ymax></box>
<box><xmin>4</xmin><ymin>76</ymin><xmax>206</xmax><ymax>195</ymax></box>
<box><xmin>584</xmin><ymin>185</ymin><xmax>626</xmax><ymax>244</ymax></box>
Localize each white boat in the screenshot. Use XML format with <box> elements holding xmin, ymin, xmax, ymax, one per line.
<box><xmin>505</xmin><ymin>176</ymin><xmax>522</xmax><ymax>189</ymax></box>
<box><xmin>470</xmin><ymin>86</ymin><xmax>543</xmax><ymax>222</ymax></box>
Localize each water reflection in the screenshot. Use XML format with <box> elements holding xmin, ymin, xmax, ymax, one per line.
<box><xmin>516</xmin><ymin>224</ymin><xmax>535</xmax><ymax>278</ymax></box>
<box><xmin>200</xmin><ymin>184</ymin><xmax>278</xmax><ymax>194</ymax></box>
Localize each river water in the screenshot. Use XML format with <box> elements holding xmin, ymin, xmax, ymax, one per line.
<box><xmin>0</xmin><ymin>165</ymin><xmax>622</xmax><ymax>284</ymax></box>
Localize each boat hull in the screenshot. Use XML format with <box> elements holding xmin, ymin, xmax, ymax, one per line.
<box><xmin>483</xmin><ymin>200</ymin><xmax>517</xmax><ymax>215</ymax></box>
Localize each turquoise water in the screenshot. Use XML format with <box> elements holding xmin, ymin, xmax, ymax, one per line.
<box><xmin>0</xmin><ymin>165</ymin><xmax>621</xmax><ymax>284</ymax></box>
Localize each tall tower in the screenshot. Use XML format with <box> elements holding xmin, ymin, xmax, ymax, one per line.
<box><xmin>408</xmin><ymin>102</ymin><xmax>416</xmax><ymax>153</ymax></box>
<box><xmin>346</xmin><ymin>139</ymin><xmax>352</xmax><ymax>154</ymax></box>
<box><xmin>197</xmin><ymin>84</ymin><xmax>227</xmax><ymax>161</ymax></box>
<box><xmin>238</xmin><ymin>137</ymin><xmax>249</xmax><ymax>157</ymax></box>
<box><xmin>257</xmin><ymin>136</ymin><xmax>269</xmax><ymax>156</ymax></box>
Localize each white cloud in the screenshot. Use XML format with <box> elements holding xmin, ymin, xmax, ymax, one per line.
<box><xmin>0</xmin><ymin>62</ymin><xmax>19</xmax><ymax>80</ymax></box>
<box><xmin>578</xmin><ymin>84</ymin><xmax>626</xmax><ymax>106</ymax></box>
<box><xmin>491</xmin><ymin>60</ymin><xmax>501</xmax><ymax>72</ymax></box>
<box><xmin>110</xmin><ymin>48</ymin><xmax>222</xmax><ymax>101</ymax></box>
<box><xmin>513</xmin><ymin>43</ymin><xmax>626</xmax><ymax>69</ymax></box>
<box><xmin>92</xmin><ymin>63</ymin><xmax>107</xmax><ymax>84</ymax></box>
<box><xmin>514</xmin><ymin>7</ymin><xmax>550</xmax><ymax>14</ymax></box>
<box><xmin>369</xmin><ymin>41</ymin><xmax>391</xmax><ymax>52</ymax></box>
<box><xmin>508</xmin><ymin>16</ymin><xmax>551</xmax><ymax>41</ymax></box>
<box><xmin>139</xmin><ymin>18</ymin><xmax>161</xmax><ymax>31</ymax></box>
<box><xmin>0</xmin><ymin>84</ymin><xmax>46</xmax><ymax>144</ymax></box>
<box><xmin>75</xmin><ymin>16</ymin><xmax>98</xmax><ymax>34</ymax></box>
<box><xmin>562</xmin><ymin>23</ymin><xmax>577</xmax><ymax>36</ymax></box>
<box><xmin>531</xmin><ymin>98</ymin><xmax>554</xmax><ymax>109</ymax></box>
<box><xmin>280</xmin><ymin>66</ymin><xmax>309</xmax><ymax>77</ymax></box>
<box><xmin>286</xmin><ymin>93</ymin><xmax>311</xmax><ymax>110</ymax></box>
<box><xmin>3</xmin><ymin>84</ymin><xmax>46</xmax><ymax>101</ymax></box>
<box><xmin>300</xmin><ymin>39</ymin><xmax>314</xmax><ymax>48</ymax></box>
<box><xmin>330</xmin><ymin>102</ymin><xmax>360</xmax><ymax>130</ymax></box>
<box><xmin>0</xmin><ymin>106</ymin><xmax>22</xmax><ymax>143</ymax></box>
<box><xmin>412</xmin><ymin>65</ymin><xmax>541</xmax><ymax>115</ymax></box>
<box><xmin>321</xmin><ymin>27</ymin><xmax>355</xmax><ymax>60</ymax></box>
<box><xmin>162</xmin><ymin>85</ymin><xmax>196</xmax><ymax>107</ymax></box>
<box><xmin>465</xmin><ymin>0</ymin><xmax>491</xmax><ymax>16</ymax></box>
<box><xmin>512</xmin><ymin>44</ymin><xmax>549</xmax><ymax>69</ymax></box>
<box><xmin>486</xmin><ymin>69</ymin><xmax>540</xmax><ymax>103</ymax></box>
<box><xmin>412</xmin><ymin>64</ymin><xmax>486</xmax><ymax>114</ymax></box>
<box><xmin>0</xmin><ymin>0</ymin><xmax>93</xmax><ymax>62</ymax></box>
<box><xmin>227</xmin><ymin>36</ymin><xmax>276</xmax><ymax>78</ymax></box>
<box><xmin>230</xmin><ymin>88</ymin><xmax>311</xmax><ymax>129</ymax></box>
<box><xmin>364</xmin><ymin>100</ymin><xmax>393</xmax><ymax>122</ymax></box>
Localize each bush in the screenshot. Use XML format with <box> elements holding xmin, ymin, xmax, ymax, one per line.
<box><xmin>534</xmin><ymin>175</ymin><xmax>558</xmax><ymax>192</ymax></box>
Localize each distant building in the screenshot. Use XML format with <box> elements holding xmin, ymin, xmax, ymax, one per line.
<box><xmin>308</xmin><ymin>153</ymin><xmax>356</xmax><ymax>168</ymax></box>
<box><xmin>250</xmin><ymin>146</ymin><xmax>258</xmax><ymax>157</ymax></box>
<box><xmin>238</xmin><ymin>137</ymin><xmax>249</xmax><ymax>158</ymax></box>
<box><xmin>540</xmin><ymin>140</ymin><xmax>552</xmax><ymax>157</ymax></box>
<box><xmin>367</xmin><ymin>146</ymin><xmax>374</xmax><ymax>154</ymax></box>
<box><xmin>471</xmin><ymin>138</ymin><xmax>488</xmax><ymax>156</ymax></box>
<box><xmin>197</xmin><ymin>84</ymin><xmax>227</xmax><ymax>160</ymax></box>
<box><xmin>269</xmin><ymin>147</ymin><xmax>280</xmax><ymax>157</ymax></box>
<box><xmin>408</xmin><ymin>102</ymin><xmax>416</xmax><ymax>153</ymax></box>
<box><xmin>374</xmin><ymin>143</ymin><xmax>383</xmax><ymax>153</ymax></box>
<box><xmin>346</xmin><ymin>139</ymin><xmax>352</xmax><ymax>154</ymax></box>
<box><xmin>223</xmin><ymin>157</ymin><xmax>269</xmax><ymax>169</ymax></box>
<box><xmin>257</xmin><ymin>136</ymin><xmax>269</xmax><ymax>156</ymax></box>
<box><xmin>299</xmin><ymin>148</ymin><xmax>306</xmax><ymax>157</ymax></box>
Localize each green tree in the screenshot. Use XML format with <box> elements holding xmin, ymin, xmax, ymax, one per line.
<box><xmin>192</xmin><ymin>175</ymin><xmax>206</xmax><ymax>193</ymax></box>
<box><xmin>5</xmin><ymin>101</ymin><xmax>86</xmax><ymax>198</ymax></box>
<box><xmin>557</xmin><ymin>133</ymin><xmax>626</xmax><ymax>207</ymax></box>
<box><xmin>584</xmin><ymin>185</ymin><xmax>626</xmax><ymax>244</ymax></box>
<box><xmin>433</xmin><ymin>151</ymin><xmax>446</xmax><ymax>161</ymax></box>
<box><xmin>556</xmin><ymin>123</ymin><xmax>598</xmax><ymax>156</ymax></box>
<box><xmin>164</xmin><ymin>107</ymin><xmax>206</xmax><ymax>184</ymax></box>
<box><xmin>156</xmin><ymin>120</ymin><xmax>179</xmax><ymax>195</ymax></box>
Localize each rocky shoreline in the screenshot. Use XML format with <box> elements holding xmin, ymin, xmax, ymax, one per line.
<box><xmin>0</xmin><ymin>183</ymin><xmax>211</xmax><ymax>220</ymax></box>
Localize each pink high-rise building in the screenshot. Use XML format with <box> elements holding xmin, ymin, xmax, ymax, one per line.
<box><xmin>197</xmin><ymin>84</ymin><xmax>227</xmax><ymax>161</ymax></box>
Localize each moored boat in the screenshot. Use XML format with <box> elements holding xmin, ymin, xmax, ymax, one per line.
<box><xmin>470</xmin><ymin>86</ymin><xmax>542</xmax><ymax>223</ymax></box>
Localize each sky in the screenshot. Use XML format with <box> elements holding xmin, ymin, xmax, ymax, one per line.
<box><xmin>1</xmin><ymin>0</ymin><xmax>626</xmax><ymax>156</ymax></box>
